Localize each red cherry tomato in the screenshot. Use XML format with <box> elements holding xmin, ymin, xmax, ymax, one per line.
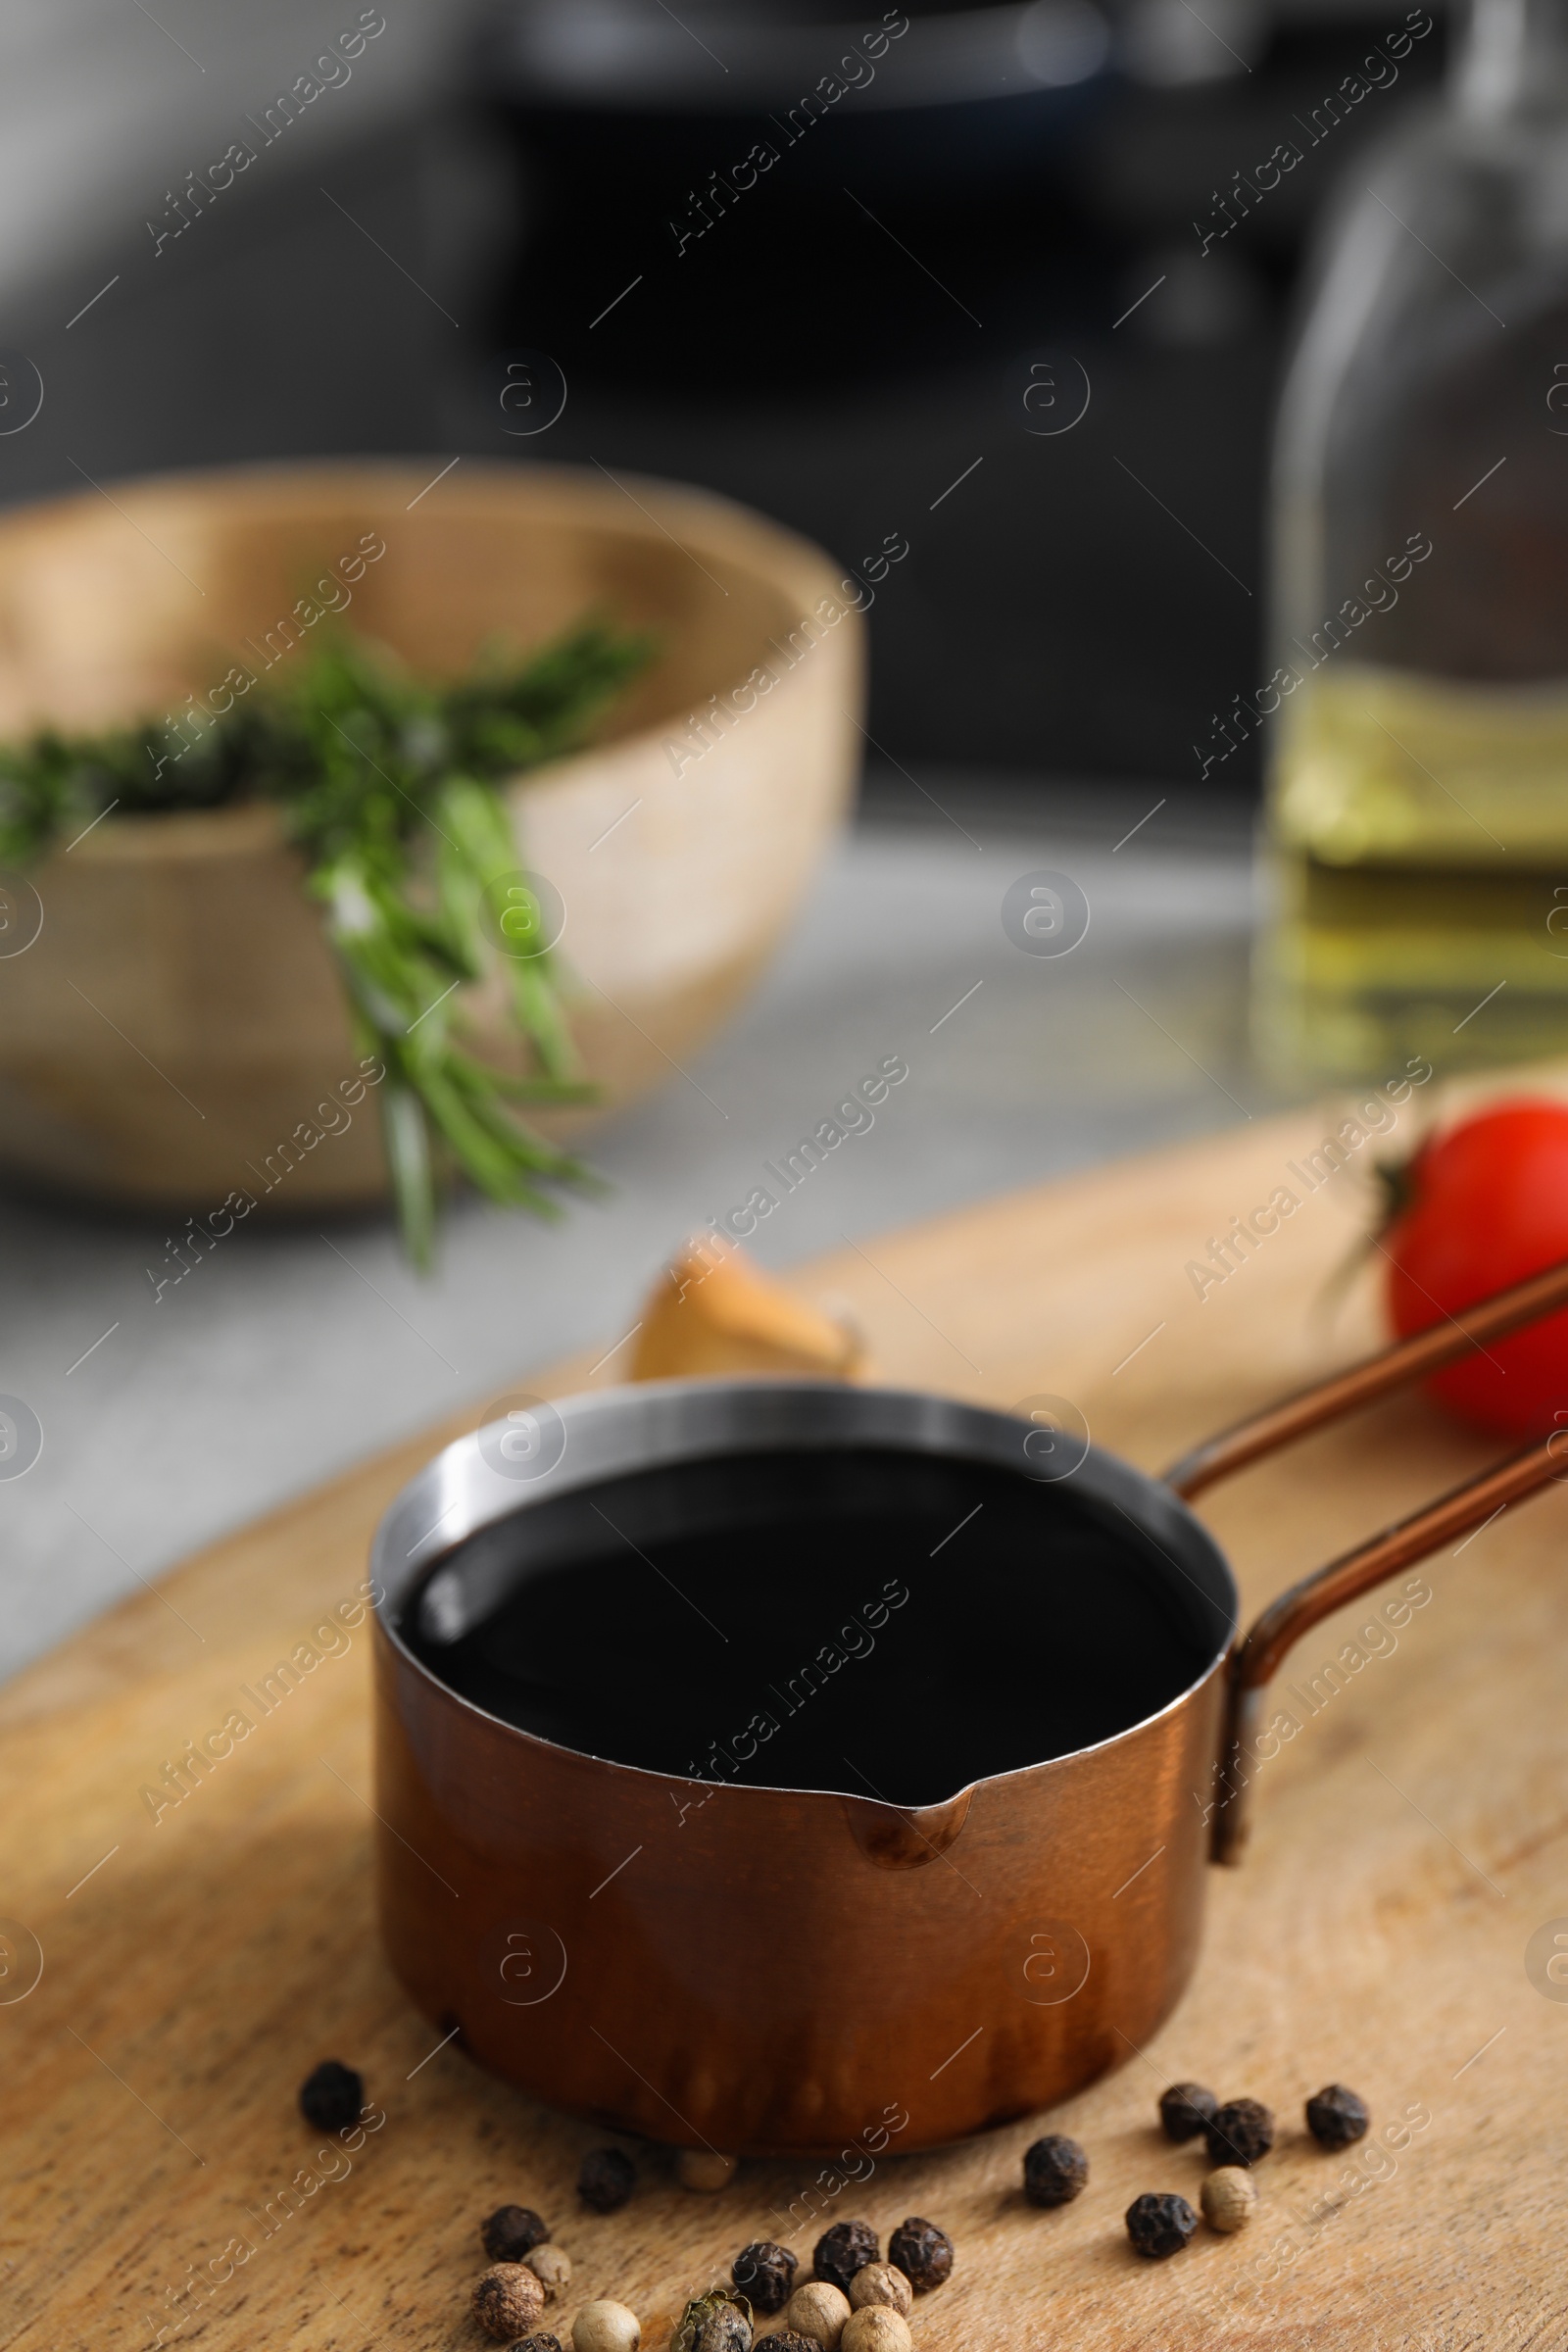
<box><xmin>1384</xmin><ymin>1099</ymin><xmax>1568</xmax><ymax>1439</ymax></box>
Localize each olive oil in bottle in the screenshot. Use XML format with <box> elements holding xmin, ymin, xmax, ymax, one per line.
<box><xmin>1257</xmin><ymin>0</ymin><xmax>1568</xmax><ymax>1079</ymax></box>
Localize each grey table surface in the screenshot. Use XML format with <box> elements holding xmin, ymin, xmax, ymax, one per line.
<box><xmin>0</xmin><ymin>791</ymin><xmax>1270</xmax><ymax>1686</ymax></box>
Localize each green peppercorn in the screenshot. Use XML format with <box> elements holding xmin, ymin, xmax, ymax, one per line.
<box><xmin>1023</xmin><ymin>2133</ymin><xmax>1088</xmax><ymax>2206</ymax></box>
<box><xmin>1124</xmin><ymin>2192</ymin><xmax>1199</xmax><ymax>2260</ymax></box>
<box><xmin>1305</xmin><ymin>2083</ymin><xmax>1369</xmax><ymax>2150</ymax></box>
<box><xmin>1158</xmin><ymin>2082</ymin><xmax>1217</xmax><ymax>2143</ymax></box>
<box><xmin>671</xmin><ymin>2288</ymin><xmax>752</xmax><ymax>2352</ymax></box>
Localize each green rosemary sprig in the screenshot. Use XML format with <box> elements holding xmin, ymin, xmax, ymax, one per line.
<box><xmin>0</xmin><ymin>620</ymin><xmax>656</xmax><ymax>1264</ymax></box>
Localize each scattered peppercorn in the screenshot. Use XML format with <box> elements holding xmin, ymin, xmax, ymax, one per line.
<box><xmin>785</xmin><ymin>2279</ymin><xmax>852</xmax><ymax>2349</ymax></box>
<box><xmin>812</xmin><ymin>2222</ymin><xmax>879</xmax><ymax>2295</ymax></box>
<box><xmin>765</xmin><ymin>2336</ymin><xmax>822</xmax><ymax>2352</ymax></box>
<box><xmin>676</xmin><ymin>2149</ymin><xmax>738</xmax><ymax>2192</ymax></box>
<box><xmin>700</xmin><ymin>2310</ymin><xmax>751</xmax><ymax>2352</ymax></box>
<box><xmin>1200</xmin><ymin>2167</ymin><xmax>1257</xmax><ymax>2234</ymax></box>
<box><xmin>298</xmin><ymin>2059</ymin><xmax>363</xmax><ymax>2133</ymax></box>
<box><xmin>1158</xmin><ymin>2082</ymin><xmax>1218</xmax><ymax>2143</ymax></box>
<box><xmin>847</xmin><ymin>2264</ymin><xmax>912</xmax><ymax>2319</ymax></box>
<box><xmin>1023</xmin><ymin>2132</ymin><xmax>1089</xmax><ymax>2207</ymax></box>
<box><xmin>578</xmin><ymin>2146</ymin><xmax>637</xmax><ymax>2213</ymax></box>
<box><xmin>573</xmin><ymin>2301</ymin><xmax>641</xmax><ymax>2352</ymax></box>
<box><xmin>1305</xmin><ymin>2083</ymin><xmax>1369</xmax><ymax>2150</ymax></box>
<box><xmin>508</xmin><ymin>2337</ymin><xmax>563</xmax><ymax>2352</ymax></box>
<box><xmin>841</xmin><ymin>2311</ymin><xmax>911</xmax><ymax>2352</ymax></box>
<box><xmin>1124</xmin><ymin>2192</ymin><xmax>1199</xmax><ymax>2260</ymax></box>
<box><xmin>887</xmin><ymin>2218</ymin><xmax>953</xmax><ymax>2294</ymax></box>
<box><xmin>472</xmin><ymin>2263</ymin><xmax>546</xmax><ymax>2342</ymax></box>
<box><xmin>481</xmin><ymin>2204</ymin><xmax>551</xmax><ymax>2262</ymax></box>
<box><xmin>527</xmin><ymin>2244</ymin><xmax>572</xmax><ymax>2300</ymax></box>
<box><xmin>732</xmin><ymin>2240</ymin><xmax>798</xmax><ymax>2314</ymax></box>
<box><xmin>1204</xmin><ymin>2098</ymin><xmax>1275</xmax><ymax>2169</ymax></box>
<box><xmin>682</xmin><ymin>2292</ymin><xmax>754</xmax><ymax>2352</ymax></box>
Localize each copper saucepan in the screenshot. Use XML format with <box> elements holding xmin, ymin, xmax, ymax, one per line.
<box><xmin>370</xmin><ymin>1259</ymin><xmax>1568</xmax><ymax>2155</ymax></box>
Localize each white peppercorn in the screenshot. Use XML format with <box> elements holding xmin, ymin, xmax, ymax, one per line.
<box><xmin>1200</xmin><ymin>2168</ymin><xmax>1257</xmax><ymax>2234</ymax></box>
<box><xmin>676</xmin><ymin>2149</ymin><xmax>739</xmax><ymax>2192</ymax></box>
<box><xmin>527</xmin><ymin>2243</ymin><xmax>573</xmax><ymax>2299</ymax></box>
<box><xmin>841</xmin><ymin>2311</ymin><xmax>911</xmax><ymax>2352</ymax></box>
<box><xmin>847</xmin><ymin>2264</ymin><xmax>912</xmax><ymax>2319</ymax></box>
<box><xmin>572</xmin><ymin>2300</ymin><xmax>641</xmax><ymax>2352</ymax></box>
<box><xmin>472</xmin><ymin>2263</ymin><xmax>546</xmax><ymax>2342</ymax></box>
<box><xmin>784</xmin><ymin>2280</ymin><xmax>852</xmax><ymax>2349</ymax></box>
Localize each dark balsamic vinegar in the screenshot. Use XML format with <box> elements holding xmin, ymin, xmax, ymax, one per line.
<box><xmin>401</xmin><ymin>1447</ymin><xmax>1217</xmax><ymax>1808</ymax></box>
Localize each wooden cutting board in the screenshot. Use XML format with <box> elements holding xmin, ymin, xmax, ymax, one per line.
<box><xmin>4</xmin><ymin>1109</ymin><xmax>1563</xmax><ymax>2350</ymax></box>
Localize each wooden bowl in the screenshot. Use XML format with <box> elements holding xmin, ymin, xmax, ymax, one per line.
<box><xmin>0</xmin><ymin>462</ymin><xmax>863</xmax><ymax>1209</ymax></box>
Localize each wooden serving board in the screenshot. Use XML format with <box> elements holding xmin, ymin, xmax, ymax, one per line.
<box><xmin>5</xmin><ymin>1110</ymin><xmax>1564</xmax><ymax>2349</ymax></box>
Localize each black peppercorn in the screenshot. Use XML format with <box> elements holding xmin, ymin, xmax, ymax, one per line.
<box><xmin>813</xmin><ymin>2219</ymin><xmax>879</xmax><ymax>2293</ymax></box>
<box><xmin>298</xmin><ymin>2059</ymin><xmax>363</xmax><ymax>2132</ymax></box>
<box><xmin>480</xmin><ymin>2204</ymin><xmax>550</xmax><ymax>2261</ymax></box>
<box><xmin>1124</xmin><ymin>2192</ymin><xmax>1199</xmax><ymax>2260</ymax></box>
<box><xmin>732</xmin><ymin>2241</ymin><xmax>798</xmax><ymax>2315</ymax></box>
<box><xmin>510</xmin><ymin>2339</ymin><xmax>564</xmax><ymax>2352</ymax></box>
<box><xmin>578</xmin><ymin>2145</ymin><xmax>637</xmax><ymax>2213</ymax></box>
<box><xmin>763</xmin><ymin>2337</ymin><xmax>819</xmax><ymax>2352</ymax></box>
<box><xmin>1158</xmin><ymin>2081</ymin><xmax>1218</xmax><ymax>2143</ymax></box>
<box><xmin>1023</xmin><ymin>2133</ymin><xmax>1089</xmax><ymax>2207</ymax></box>
<box><xmin>1204</xmin><ymin>2098</ymin><xmax>1275</xmax><ymax>2169</ymax></box>
<box><xmin>888</xmin><ymin>2217</ymin><xmax>953</xmax><ymax>2293</ymax></box>
<box><xmin>1305</xmin><ymin>2083</ymin><xmax>1369</xmax><ymax>2150</ymax></box>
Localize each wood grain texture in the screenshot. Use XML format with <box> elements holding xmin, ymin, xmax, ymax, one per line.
<box><xmin>3</xmin><ymin>1107</ymin><xmax>1563</xmax><ymax>2349</ymax></box>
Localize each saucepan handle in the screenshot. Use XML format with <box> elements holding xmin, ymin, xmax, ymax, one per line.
<box><xmin>1164</xmin><ymin>1253</ymin><xmax>1568</xmax><ymax>1501</ymax></box>
<box><xmin>1208</xmin><ymin>1437</ymin><xmax>1561</xmax><ymax>1861</ymax></box>
<box><xmin>1157</xmin><ymin>1253</ymin><xmax>1568</xmax><ymax>1865</ymax></box>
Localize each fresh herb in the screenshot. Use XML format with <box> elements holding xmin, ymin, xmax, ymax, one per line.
<box><xmin>0</xmin><ymin>620</ymin><xmax>655</xmax><ymax>1262</ymax></box>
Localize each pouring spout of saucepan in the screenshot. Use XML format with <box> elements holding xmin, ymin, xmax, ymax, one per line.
<box><xmin>1162</xmin><ymin>1253</ymin><xmax>1568</xmax><ymax>1865</ymax></box>
<box><xmin>838</xmin><ymin>1786</ymin><xmax>975</xmax><ymax>1869</ymax></box>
